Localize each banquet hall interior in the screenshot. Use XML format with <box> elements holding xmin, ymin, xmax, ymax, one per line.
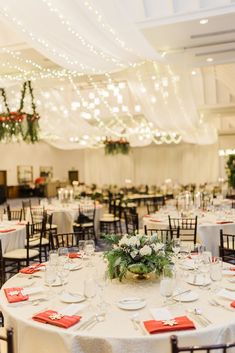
<box><xmin>2</xmin><ymin>1</ymin><xmax>235</xmax><ymax>353</ymax></box>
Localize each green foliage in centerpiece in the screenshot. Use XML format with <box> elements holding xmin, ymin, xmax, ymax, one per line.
<box><xmin>104</xmin><ymin>233</ymin><xmax>172</xmax><ymax>281</ymax></box>
<box><xmin>226</xmin><ymin>154</ymin><xmax>235</xmax><ymax>189</ymax></box>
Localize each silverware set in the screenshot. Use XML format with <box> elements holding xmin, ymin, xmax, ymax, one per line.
<box><xmin>130</xmin><ymin>314</ymin><xmax>148</xmax><ymax>335</ymax></box>
<box><xmin>209</xmin><ymin>298</ymin><xmax>234</xmax><ymax>311</ymax></box>
<box><xmin>75</xmin><ymin>313</ymin><xmax>106</xmax><ymax>331</ymax></box>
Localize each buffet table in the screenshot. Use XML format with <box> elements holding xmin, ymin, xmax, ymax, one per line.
<box><xmin>1</xmin><ymin>255</ymin><xmax>235</xmax><ymax>353</ymax></box>
<box><xmin>143</xmin><ymin>209</ymin><xmax>235</xmax><ymax>256</ymax></box>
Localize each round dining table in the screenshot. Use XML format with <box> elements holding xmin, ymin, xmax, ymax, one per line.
<box><xmin>1</xmin><ymin>254</ymin><xmax>235</xmax><ymax>353</ymax></box>
<box><xmin>0</xmin><ymin>220</ymin><xmax>26</xmax><ymax>254</ymax></box>
<box><xmin>143</xmin><ymin>208</ymin><xmax>235</xmax><ymax>256</ymax></box>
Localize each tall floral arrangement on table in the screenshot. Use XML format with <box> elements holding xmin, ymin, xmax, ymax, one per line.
<box><xmin>0</xmin><ymin>81</ymin><xmax>40</xmax><ymax>143</ymax></box>
<box><xmin>104</xmin><ymin>233</ymin><xmax>172</xmax><ymax>281</ymax></box>
<box><xmin>226</xmin><ymin>155</ymin><xmax>235</xmax><ymax>190</ymax></box>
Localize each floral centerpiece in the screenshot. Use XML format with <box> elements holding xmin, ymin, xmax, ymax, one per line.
<box><xmin>104</xmin><ymin>138</ymin><xmax>130</xmax><ymax>155</ymax></box>
<box><xmin>104</xmin><ymin>233</ymin><xmax>172</xmax><ymax>281</ymax></box>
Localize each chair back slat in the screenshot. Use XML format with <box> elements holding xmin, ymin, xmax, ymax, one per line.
<box><xmin>124</xmin><ymin>211</ymin><xmax>139</xmax><ymax>234</ymax></box>
<box><xmin>50</xmin><ymin>232</ymin><xmax>83</xmax><ymax>250</ymax></box>
<box><xmin>171</xmin><ymin>335</ymin><xmax>235</xmax><ymax>353</ymax></box>
<box><xmin>168</xmin><ymin>216</ymin><xmax>197</xmax><ymax>244</ymax></box>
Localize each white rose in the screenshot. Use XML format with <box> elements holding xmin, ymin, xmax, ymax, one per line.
<box><xmin>152</xmin><ymin>243</ymin><xmax>165</xmax><ymax>252</ymax></box>
<box><xmin>128</xmin><ymin>236</ymin><xmax>140</xmax><ymax>247</ymax></box>
<box><xmin>139</xmin><ymin>245</ymin><xmax>152</xmax><ymax>256</ymax></box>
<box><xmin>130</xmin><ymin>250</ymin><xmax>139</xmax><ymax>259</ymax></box>
<box><xmin>119</xmin><ymin>235</ymin><xmax>129</xmax><ymax>246</ymax></box>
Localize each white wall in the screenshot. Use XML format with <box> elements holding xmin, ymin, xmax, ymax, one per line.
<box><xmin>0</xmin><ymin>136</ymin><xmax>233</xmax><ymax>187</ymax></box>
<box><xmin>0</xmin><ymin>142</ymin><xmax>84</xmax><ymax>185</ymax></box>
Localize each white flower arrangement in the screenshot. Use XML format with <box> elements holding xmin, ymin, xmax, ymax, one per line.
<box><xmin>105</xmin><ymin>232</ymin><xmax>172</xmax><ymax>281</ymax></box>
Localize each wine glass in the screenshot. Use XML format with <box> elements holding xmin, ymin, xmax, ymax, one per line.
<box><xmin>78</xmin><ymin>240</ymin><xmax>86</xmax><ymax>260</ymax></box>
<box><xmin>57</xmin><ymin>261</ymin><xmax>70</xmax><ymax>294</ymax></box>
<box><xmin>49</xmin><ymin>250</ymin><xmax>58</xmax><ymax>266</ymax></box>
<box><xmin>85</xmin><ymin>240</ymin><xmax>95</xmax><ymax>266</ymax></box>
<box><xmin>44</xmin><ymin>264</ymin><xmax>57</xmax><ymax>298</ymax></box>
<box><xmin>172</xmin><ymin>238</ymin><xmax>181</xmax><ymax>264</ymax></box>
<box><xmin>84</xmin><ymin>277</ymin><xmax>97</xmax><ymax>309</ymax></box>
<box><xmin>210</xmin><ymin>257</ymin><xmax>222</xmax><ymax>292</ymax></box>
<box><xmin>160</xmin><ymin>265</ymin><xmax>175</xmax><ymax>305</ymax></box>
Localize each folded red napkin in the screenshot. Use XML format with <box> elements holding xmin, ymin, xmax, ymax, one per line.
<box><xmin>32</xmin><ymin>310</ymin><xmax>81</xmax><ymax>328</ymax></box>
<box><xmin>217</xmin><ymin>221</ymin><xmax>233</xmax><ymax>224</ymax></box>
<box><xmin>150</xmin><ymin>219</ymin><xmax>161</xmax><ymax>223</ymax></box>
<box><xmin>144</xmin><ymin>316</ymin><xmax>195</xmax><ymax>334</ymax></box>
<box><xmin>68</xmin><ymin>253</ymin><xmax>81</xmax><ymax>259</ymax></box>
<box><xmin>4</xmin><ymin>287</ymin><xmax>28</xmax><ymax>303</ymax></box>
<box><xmin>144</xmin><ymin>215</ymin><xmax>151</xmax><ymax>218</ymax></box>
<box><xmin>19</xmin><ymin>263</ymin><xmax>45</xmax><ymax>274</ymax></box>
<box><xmin>0</xmin><ymin>228</ymin><xmax>16</xmax><ymax>233</ymax></box>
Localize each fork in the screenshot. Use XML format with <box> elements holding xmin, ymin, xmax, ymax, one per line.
<box><xmin>209</xmin><ymin>299</ymin><xmax>234</xmax><ymax>312</ymax></box>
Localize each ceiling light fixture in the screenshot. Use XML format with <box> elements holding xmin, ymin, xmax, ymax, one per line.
<box><xmin>206</xmin><ymin>57</ymin><xmax>213</xmax><ymax>62</ymax></box>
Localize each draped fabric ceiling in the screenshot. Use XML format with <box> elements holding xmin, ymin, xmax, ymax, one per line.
<box><xmin>0</xmin><ymin>0</ymin><xmax>217</xmax><ymax>149</ymax></box>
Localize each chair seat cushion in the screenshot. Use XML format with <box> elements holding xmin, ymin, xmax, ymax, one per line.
<box><xmin>46</xmin><ymin>223</ymin><xmax>57</xmax><ymax>230</ymax></box>
<box><xmin>28</xmin><ymin>237</ymin><xmax>49</xmax><ymax>247</ymax></box>
<box><xmin>100</xmin><ymin>217</ymin><xmax>120</xmax><ymax>222</ymax></box>
<box><xmin>4</xmin><ymin>248</ymin><xmax>39</xmax><ymax>260</ymax></box>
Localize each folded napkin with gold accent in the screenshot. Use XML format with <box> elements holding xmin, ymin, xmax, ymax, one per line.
<box><xmin>68</xmin><ymin>253</ymin><xmax>81</xmax><ymax>259</ymax></box>
<box><xmin>20</xmin><ymin>263</ymin><xmax>45</xmax><ymax>274</ymax></box>
<box><xmin>0</xmin><ymin>228</ymin><xmax>16</xmax><ymax>233</ymax></box>
<box><xmin>32</xmin><ymin>310</ymin><xmax>81</xmax><ymax>328</ymax></box>
<box><xmin>216</xmin><ymin>221</ymin><xmax>233</xmax><ymax>224</ymax></box>
<box><xmin>4</xmin><ymin>287</ymin><xmax>28</xmax><ymax>303</ymax></box>
<box><xmin>144</xmin><ymin>316</ymin><xmax>195</xmax><ymax>334</ymax></box>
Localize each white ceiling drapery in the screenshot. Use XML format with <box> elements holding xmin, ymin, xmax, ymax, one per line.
<box><xmin>0</xmin><ymin>0</ymin><xmax>218</xmax><ymax>148</ymax></box>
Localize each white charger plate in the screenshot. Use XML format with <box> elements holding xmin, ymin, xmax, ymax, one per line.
<box><xmin>117</xmin><ymin>297</ymin><xmax>146</xmax><ymax>310</ymax></box>
<box><xmin>60</xmin><ymin>292</ymin><xmax>85</xmax><ymax>303</ymax></box>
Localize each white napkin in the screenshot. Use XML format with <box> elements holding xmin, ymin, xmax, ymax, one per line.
<box><xmin>150</xmin><ymin>308</ymin><xmax>173</xmax><ymax>321</ymax></box>
<box><xmin>21</xmin><ymin>287</ymin><xmax>44</xmax><ymax>296</ymax></box>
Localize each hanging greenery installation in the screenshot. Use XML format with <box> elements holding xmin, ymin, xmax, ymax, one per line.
<box><xmin>104</xmin><ymin>138</ymin><xmax>130</xmax><ymax>155</ymax></box>
<box><xmin>0</xmin><ymin>81</ymin><xmax>40</xmax><ymax>143</ymax></box>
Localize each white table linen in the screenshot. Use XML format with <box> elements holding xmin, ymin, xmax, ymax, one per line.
<box><xmin>143</xmin><ymin>210</ymin><xmax>235</xmax><ymax>256</ymax></box>
<box><xmin>2</xmin><ymin>255</ymin><xmax>235</xmax><ymax>353</ymax></box>
<box><xmin>0</xmin><ymin>221</ymin><xmax>26</xmax><ymax>254</ymax></box>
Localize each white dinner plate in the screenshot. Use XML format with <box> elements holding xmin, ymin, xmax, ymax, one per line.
<box><xmin>117</xmin><ymin>297</ymin><xmax>146</xmax><ymax>310</ymax></box>
<box><xmin>45</xmin><ymin>278</ymin><xmax>68</xmax><ymax>287</ymax></box>
<box><xmin>60</xmin><ymin>292</ymin><xmax>85</xmax><ymax>303</ymax></box>
<box><xmin>173</xmin><ymin>291</ymin><xmax>199</xmax><ymax>302</ymax></box>
<box><xmin>67</xmin><ymin>263</ymin><xmax>83</xmax><ymax>271</ymax></box>
<box><xmin>186</xmin><ymin>274</ymin><xmax>211</xmax><ymax>286</ymax></box>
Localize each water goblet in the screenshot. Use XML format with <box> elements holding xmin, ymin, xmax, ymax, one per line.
<box><xmin>172</xmin><ymin>239</ymin><xmax>181</xmax><ymax>264</ymax></box>
<box><xmin>44</xmin><ymin>264</ymin><xmax>57</xmax><ymax>298</ymax></box>
<box><xmin>84</xmin><ymin>277</ymin><xmax>97</xmax><ymax>310</ymax></box>
<box><xmin>85</xmin><ymin>240</ymin><xmax>95</xmax><ymax>266</ymax></box>
<box><xmin>160</xmin><ymin>265</ymin><xmax>175</xmax><ymax>305</ymax></box>
<box><xmin>58</xmin><ymin>247</ymin><xmax>69</xmax><ymax>264</ymax></box>
<box><xmin>78</xmin><ymin>240</ymin><xmax>86</xmax><ymax>260</ymax></box>
<box><xmin>210</xmin><ymin>257</ymin><xmax>222</xmax><ymax>292</ymax></box>
<box><xmin>49</xmin><ymin>250</ymin><xmax>58</xmax><ymax>266</ymax></box>
<box><xmin>57</xmin><ymin>262</ymin><xmax>70</xmax><ymax>294</ymax></box>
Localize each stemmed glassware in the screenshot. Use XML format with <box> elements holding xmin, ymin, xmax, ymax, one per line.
<box><xmin>85</xmin><ymin>240</ymin><xmax>95</xmax><ymax>267</ymax></box>
<box><xmin>44</xmin><ymin>264</ymin><xmax>57</xmax><ymax>298</ymax></box>
<box><xmin>57</xmin><ymin>247</ymin><xmax>69</xmax><ymax>293</ymax></box>
<box><xmin>84</xmin><ymin>276</ymin><xmax>97</xmax><ymax>310</ymax></box>
<box><xmin>78</xmin><ymin>240</ymin><xmax>86</xmax><ymax>260</ymax></box>
<box><xmin>210</xmin><ymin>256</ymin><xmax>222</xmax><ymax>292</ymax></box>
<box><xmin>160</xmin><ymin>265</ymin><xmax>175</xmax><ymax>305</ymax></box>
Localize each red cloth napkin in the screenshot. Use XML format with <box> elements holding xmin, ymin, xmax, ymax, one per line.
<box><xmin>4</xmin><ymin>287</ymin><xmax>28</xmax><ymax>303</ymax></box>
<box><xmin>19</xmin><ymin>263</ymin><xmax>45</xmax><ymax>274</ymax></box>
<box><xmin>68</xmin><ymin>253</ymin><xmax>81</xmax><ymax>259</ymax></box>
<box><xmin>216</xmin><ymin>221</ymin><xmax>233</xmax><ymax>224</ymax></box>
<box><xmin>32</xmin><ymin>310</ymin><xmax>81</xmax><ymax>328</ymax></box>
<box><xmin>230</xmin><ymin>302</ymin><xmax>235</xmax><ymax>308</ymax></box>
<box><xmin>150</xmin><ymin>219</ymin><xmax>161</xmax><ymax>223</ymax></box>
<box><xmin>144</xmin><ymin>316</ymin><xmax>195</xmax><ymax>334</ymax></box>
<box><xmin>0</xmin><ymin>229</ymin><xmax>16</xmax><ymax>233</ymax></box>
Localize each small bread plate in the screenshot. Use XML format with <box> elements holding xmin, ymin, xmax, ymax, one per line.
<box><xmin>173</xmin><ymin>290</ymin><xmax>199</xmax><ymax>302</ymax></box>
<box><xmin>67</xmin><ymin>262</ymin><xmax>83</xmax><ymax>271</ymax></box>
<box><xmin>60</xmin><ymin>292</ymin><xmax>86</xmax><ymax>303</ymax></box>
<box><xmin>117</xmin><ymin>297</ymin><xmax>146</xmax><ymax>310</ymax></box>
<box><xmin>186</xmin><ymin>274</ymin><xmax>211</xmax><ymax>287</ymax></box>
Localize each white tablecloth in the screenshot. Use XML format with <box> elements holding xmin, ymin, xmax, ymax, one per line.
<box><xmin>2</xmin><ymin>255</ymin><xmax>235</xmax><ymax>353</ymax></box>
<box><xmin>0</xmin><ymin>221</ymin><xmax>26</xmax><ymax>254</ymax></box>
<box><xmin>143</xmin><ymin>210</ymin><xmax>235</xmax><ymax>256</ymax></box>
<box><xmin>30</xmin><ymin>203</ymin><xmax>103</xmax><ymax>235</ymax></box>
